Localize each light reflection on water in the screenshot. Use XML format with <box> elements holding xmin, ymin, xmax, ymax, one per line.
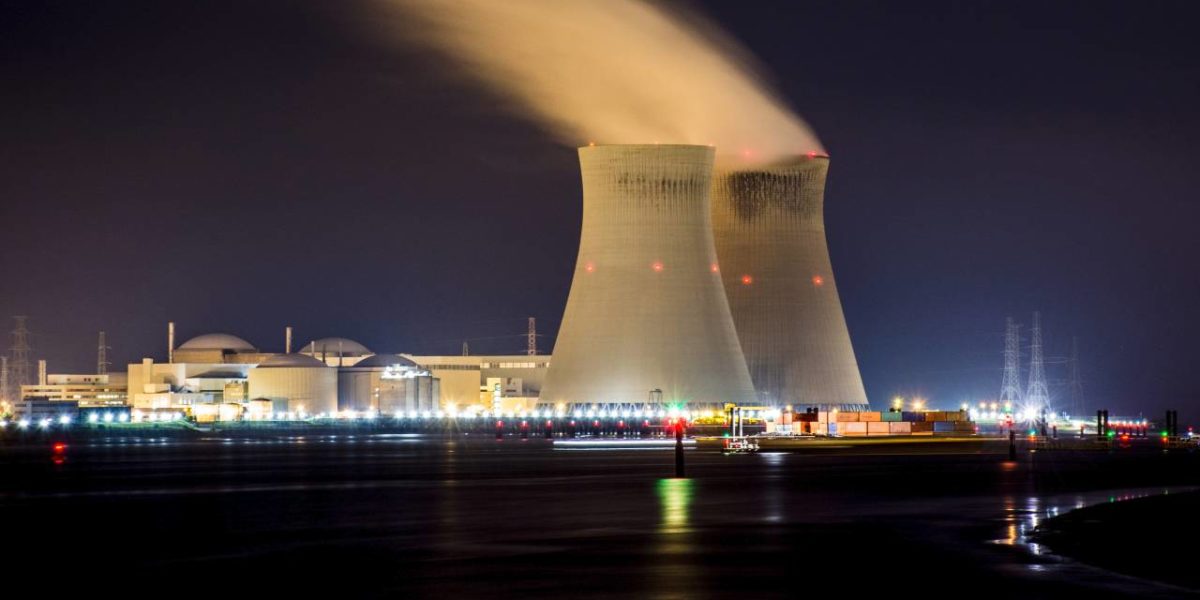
<box><xmin>992</xmin><ymin>486</ymin><xmax>1190</xmax><ymax>561</ymax></box>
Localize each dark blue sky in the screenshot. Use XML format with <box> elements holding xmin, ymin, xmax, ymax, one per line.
<box><xmin>2</xmin><ymin>1</ymin><xmax>1197</xmax><ymax>418</ymax></box>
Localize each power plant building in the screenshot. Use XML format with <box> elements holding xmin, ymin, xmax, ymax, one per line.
<box><xmin>338</xmin><ymin>354</ymin><xmax>439</xmax><ymax>413</ymax></box>
<box><xmin>711</xmin><ymin>155</ymin><xmax>868</xmax><ymax>409</ymax></box>
<box><xmin>247</xmin><ymin>353</ymin><xmax>337</xmax><ymax>415</ymax></box>
<box><xmin>541</xmin><ymin>144</ymin><xmax>756</xmax><ymax>408</ymax></box>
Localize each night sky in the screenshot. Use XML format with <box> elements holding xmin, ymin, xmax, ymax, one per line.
<box><xmin>2</xmin><ymin>1</ymin><xmax>1197</xmax><ymax>418</ymax></box>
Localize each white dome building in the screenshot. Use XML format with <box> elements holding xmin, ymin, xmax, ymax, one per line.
<box><xmin>338</xmin><ymin>354</ymin><xmax>440</xmax><ymax>414</ymax></box>
<box><xmin>172</xmin><ymin>333</ymin><xmax>267</xmax><ymax>364</ymax></box>
<box><xmin>248</xmin><ymin>353</ymin><xmax>337</xmax><ymax>415</ymax></box>
<box><xmin>300</xmin><ymin>337</ymin><xmax>373</xmax><ymax>367</ymax></box>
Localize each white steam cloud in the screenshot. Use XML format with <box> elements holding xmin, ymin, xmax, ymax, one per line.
<box><xmin>375</xmin><ymin>0</ymin><xmax>822</xmax><ymax>161</ymax></box>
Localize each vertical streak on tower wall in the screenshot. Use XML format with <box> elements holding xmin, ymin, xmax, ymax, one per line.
<box><xmin>541</xmin><ymin>145</ymin><xmax>755</xmax><ymax>406</ymax></box>
<box><xmin>711</xmin><ymin>156</ymin><xmax>868</xmax><ymax>408</ymax></box>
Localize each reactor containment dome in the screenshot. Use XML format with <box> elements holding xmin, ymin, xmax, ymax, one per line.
<box><xmin>541</xmin><ymin>144</ymin><xmax>756</xmax><ymax>408</ymax></box>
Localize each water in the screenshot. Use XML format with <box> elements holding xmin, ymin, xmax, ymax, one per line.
<box><xmin>1</xmin><ymin>435</ymin><xmax>1196</xmax><ymax>597</ymax></box>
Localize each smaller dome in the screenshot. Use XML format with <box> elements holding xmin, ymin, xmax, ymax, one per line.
<box><xmin>302</xmin><ymin>337</ymin><xmax>371</xmax><ymax>356</ymax></box>
<box><xmin>178</xmin><ymin>333</ymin><xmax>256</xmax><ymax>352</ymax></box>
<box><xmin>257</xmin><ymin>353</ymin><xmax>328</xmax><ymax>368</ymax></box>
<box><xmin>348</xmin><ymin>353</ymin><xmax>417</xmax><ymax>369</ymax></box>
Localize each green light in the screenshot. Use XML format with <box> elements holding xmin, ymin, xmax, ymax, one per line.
<box><xmin>1107</xmin><ymin>430</ymin><xmax>1115</xmax><ymax>438</ymax></box>
<box><xmin>1161</xmin><ymin>431</ymin><xmax>1169</xmax><ymax>437</ymax></box>
<box><xmin>1028</xmin><ymin>429</ymin><xmax>1036</xmax><ymax>436</ymax></box>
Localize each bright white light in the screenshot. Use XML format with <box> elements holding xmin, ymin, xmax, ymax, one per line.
<box><xmin>18</xmin><ymin>419</ymin><xmax>30</xmax><ymax>429</ymax></box>
<box><xmin>0</xmin><ymin>419</ymin><xmax>7</xmax><ymax>428</ymax></box>
<box><xmin>88</xmin><ymin>413</ymin><xmax>99</xmax><ymax>423</ymax></box>
<box><xmin>587</xmin><ymin>410</ymin><xmax>596</xmax><ymax>418</ymax></box>
<box><xmin>39</xmin><ymin>418</ymin><xmax>51</xmax><ymax>428</ymax></box>
<box><xmin>422</xmin><ymin>411</ymin><xmax>432</xmax><ymax>419</ymax></box>
<box><xmin>59</xmin><ymin>415</ymin><xmax>71</xmax><ymax>425</ymax></box>
<box><xmin>573</xmin><ymin>411</ymin><xmax>583</xmax><ymax>419</ymax></box>
<box><xmin>118</xmin><ymin>413</ymin><xmax>129</xmax><ymax>422</ymax></box>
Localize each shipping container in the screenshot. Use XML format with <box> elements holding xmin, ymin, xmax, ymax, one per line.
<box><xmin>840</xmin><ymin>421</ymin><xmax>867</xmax><ymax>434</ymax></box>
<box><xmin>860</xmin><ymin>411</ymin><xmax>882</xmax><ymax>422</ymax></box>
<box><xmin>881</xmin><ymin>411</ymin><xmax>902</xmax><ymax>422</ymax></box>
<box><xmin>954</xmin><ymin>421</ymin><xmax>974</xmax><ymax>432</ymax></box>
<box><xmin>836</xmin><ymin>412</ymin><xmax>859</xmax><ymax>422</ymax></box>
<box><xmin>911</xmin><ymin>421</ymin><xmax>934</xmax><ymax>432</ymax></box>
<box><xmin>867</xmin><ymin>421</ymin><xmax>890</xmax><ymax>434</ymax></box>
<box><xmin>888</xmin><ymin>422</ymin><xmax>912</xmax><ymax>434</ymax></box>
<box><xmin>933</xmin><ymin>421</ymin><xmax>956</xmax><ymax>433</ymax></box>
<box><xmin>901</xmin><ymin>411</ymin><xmax>921</xmax><ymax>422</ymax></box>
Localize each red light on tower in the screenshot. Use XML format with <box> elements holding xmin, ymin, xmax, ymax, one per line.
<box><xmin>52</xmin><ymin>442</ymin><xmax>67</xmax><ymax>454</ymax></box>
<box><xmin>710</xmin><ymin>263</ymin><xmax>719</xmax><ymax>273</ymax></box>
<box><xmin>651</xmin><ymin>261</ymin><xmax>664</xmax><ymax>272</ymax></box>
<box><xmin>584</xmin><ymin>262</ymin><xmax>595</xmax><ymax>273</ymax></box>
<box><xmin>811</xmin><ymin>275</ymin><xmax>824</xmax><ymax>287</ymax></box>
<box><xmin>741</xmin><ymin>275</ymin><xmax>753</xmax><ymax>285</ymax></box>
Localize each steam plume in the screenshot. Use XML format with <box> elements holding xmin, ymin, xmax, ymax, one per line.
<box><xmin>375</xmin><ymin>0</ymin><xmax>822</xmax><ymax>161</ymax></box>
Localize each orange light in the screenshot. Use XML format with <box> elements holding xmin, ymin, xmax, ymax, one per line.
<box><xmin>741</xmin><ymin>275</ymin><xmax>753</xmax><ymax>285</ymax></box>
<box><xmin>584</xmin><ymin>262</ymin><xmax>594</xmax><ymax>273</ymax></box>
<box><xmin>52</xmin><ymin>442</ymin><xmax>66</xmax><ymax>453</ymax></box>
<box><xmin>812</xmin><ymin>275</ymin><xmax>824</xmax><ymax>286</ymax></box>
<box><xmin>651</xmin><ymin>261</ymin><xmax>664</xmax><ymax>272</ymax></box>
<box><xmin>710</xmin><ymin>263</ymin><xmax>719</xmax><ymax>273</ymax></box>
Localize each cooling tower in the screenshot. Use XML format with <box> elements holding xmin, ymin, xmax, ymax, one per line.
<box><xmin>712</xmin><ymin>155</ymin><xmax>869</xmax><ymax>409</ymax></box>
<box><xmin>541</xmin><ymin>144</ymin><xmax>756</xmax><ymax>407</ymax></box>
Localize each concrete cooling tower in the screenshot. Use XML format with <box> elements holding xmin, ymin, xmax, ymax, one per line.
<box><xmin>541</xmin><ymin>144</ymin><xmax>756</xmax><ymax>407</ymax></box>
<box><xmin>712</xmin><ymin>155</ymin><xmax>869</xmax><ymax>409</ymax></box>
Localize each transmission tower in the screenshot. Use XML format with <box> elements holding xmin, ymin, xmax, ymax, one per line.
<box><xmin>527</xmin><ymin>317</ymin><xmax>537</xmax><ymax>356</ymax></box>
<box><xmin>1067</xmin><ymin>336</ymin><xmax>1084</xmax><ymax>417</ymax></box>
<box><xmin>998</xmin><ymin>317</ymin><xmax>1022</xmax><ymax>407</ymax></box>
<box><xmin>461</xmin><ymin>340</ymin><xmax>469</xmax><ymax>356</ymax></box>
<box><xmin>0</xmin><ymin>356</ymin><xmax>8</xmax><ymax>403</ymax></box>
<box><xmin>9</xmin><ymin>316</ymin><xmax>31</xmax><ymax>389</ymax></box>
<box><xmin>1025</xmin><ymin>311</ymin><xmax>1050</xmax><ymax>414</ymax></box>
<box><xmin>97</xmin><ymin>331</ymin><xmax>110</xmax><ymax>375</ymax></box>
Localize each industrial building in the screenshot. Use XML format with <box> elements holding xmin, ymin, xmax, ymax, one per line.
<box><xmin>338</xmin><ymin>354</ymin><xmax>439</xmax><ymax>413</ymax></box>
<box><xmin>405</xmin><ymin>354</ymin><xmax>548</xmax><ymax>413</ymax></box>
<box><xmin>247</xmin><ymin>353</ymin><xmax>338</xmax><ymax>415</ymax></box>
<box><xmin>541</xmin><ymin>144</ymin><xmax>757</xmax><ymax>408</ymax></box>
<box><xmin>711</xmin><ymin>155</ymin><xmax>869</xmax><ymax>410</ymax></box>
<box><xmin>20</xmin><ymin>372</ymin><xmax>127</xmax><ymax>407</ymax></box>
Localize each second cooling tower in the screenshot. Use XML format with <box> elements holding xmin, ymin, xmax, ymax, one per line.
<box><xmin>712</xmin><ymin>155</ymin><xmax>869</xmax><ymax>409</ymax></box>
<box><xmin>541</xmin><ymin>144</ymin><xmax>756</xmax><ymax>406</ymax></box>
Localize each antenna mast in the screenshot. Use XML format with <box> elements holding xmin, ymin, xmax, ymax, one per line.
<box><xmin>527</xmin><ymin>317</ymin><xmax>537</xmax><ymax>356</ymax></box>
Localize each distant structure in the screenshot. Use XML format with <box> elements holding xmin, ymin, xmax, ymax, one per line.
<box><xmin>0</xmin><ymin>356</ymin><xmax>8</xmax><ymax>404</ymax></box>
<box><xmin>998</xmin><ymin>317</ymin><xmax>1022</xmax><ymax>407</ymax></box>
<box><xmin>711</xmin><ymin>155</ymin><xmax>867</xmax><ymax>409</ymax></box>
<box><xmin>541</xmin><ymin>144</ymin><xmax>755</xmax><ymax>408</ymax></box>
<box><xmin>1025</xmin><ymin>311</ymin><xmax>1050</xmax><ymax>414</ymax></box>
<box><xmin>9</xmin><ymin>316</ymin><xmax>31</xmax><ymax>390</ymax></box>
<box><xmin>97</xmin><ymin>331</ymin><xmax>110</xmax><ymax>375</ymax></box>
<box><xmin>1068</xmin><ymin>336</ymin><xmax>1084</xmax><ymax>417</ymax></box>
<box><xmin>527</xmin><ymin>317</ymin><xmax>537</xmax><ymax>356</ymax></box>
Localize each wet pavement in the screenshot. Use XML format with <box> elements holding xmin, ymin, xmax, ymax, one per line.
<box><xmin>1</xmin><ymin>434</ymin><xmax>1197</xmax><ymax>598</ymax></box>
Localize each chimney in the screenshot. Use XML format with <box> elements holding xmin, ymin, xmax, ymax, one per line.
<box><xmin>168</xmin><ymin>321</ymin><xmax>175</xmax><ymax>364</ymax></box>
<box><xmin>38</xmin><ymin>359</ymin><xmax>47</xmax><ymax>385</ymax></box>
<box><xmin>285</xmin><ymin>326</ymin><xmax>293</xmax><ymax>354</ymax></box>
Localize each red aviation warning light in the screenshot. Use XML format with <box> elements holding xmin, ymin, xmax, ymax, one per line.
<box><xmin>584</xmin><ymin>262</ymin><xmax>595</xmax><ymax>273</ymax></box>
<box><xmin>710</xmin><ymin>263</ymin><xmax>720</xmax><ymax>273</ymax></box>
<box><xmin>651</xmin><ymin>261</ymin><xmax>664</xmax><ymax>272</ymax></box>
<box><xmin>812</xmin><ymin>275</ymin><xmax>824</xmax><ymax>287</ymax></box>
<box><xmin>741</xmin><ymin>275</ymin><xmax>753</xmax><ymax>285</ymax></box>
